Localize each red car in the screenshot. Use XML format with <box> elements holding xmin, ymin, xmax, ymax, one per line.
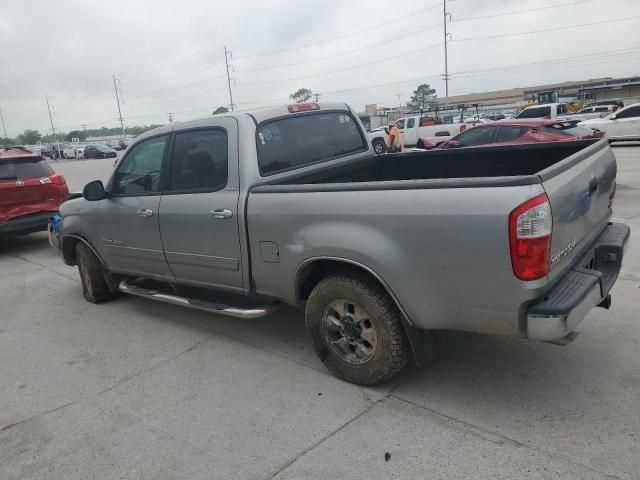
<box><xmin>0</xmin><ymin>147</ymin><xmax>69</xmax><ymax>236</ymax></box>
<box><xmin>432</xmin><ymin>119</ymin><xmax>600</xmax><ymax>149</ymax></box>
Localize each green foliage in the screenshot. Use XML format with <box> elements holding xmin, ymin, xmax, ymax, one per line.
<box><xmin>65</xmin><ymin>130</ymin><xmax>86</xmax><ymax>142</ymax></box>
<box><xmin>16</xmin><ymin>129</ymin><xmax>42</xmax><ymax>145</ymax></box>
<box><xmin>0</xmin><ymin>136</ymin><xmax>15</xmax><ymax>145</ymax></box>
<box><xmin>213</xmin><ymin>106</ymin><xmax>229</xmax><ymax>114</ymax></box>
<box><xmin>289</xmin><ymin>88</ymin><xmax>313</xmax><ymax>103</ymax></box>
<box><xmin>408</xmin><ymin>84</ymin><xmax>437</xmax><ymax>110</ymax></box>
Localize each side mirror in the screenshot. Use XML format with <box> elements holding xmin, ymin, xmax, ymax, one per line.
<box><xmin>446</xmin><ymin>140</ymin><xmax>461</xmax><ymax>148</ymax></box>
<box><xmin>83</xmin><ymin>180</ymin><xmax>107</xmax><ymax>201</ymax></box>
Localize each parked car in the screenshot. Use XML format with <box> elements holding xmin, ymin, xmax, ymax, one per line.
<box><xmin>578</xmin><ymin>102</ymin><xmax>640</xmax><ymax>141</ymax></box>
<box><xmin>63</xmin><ymin>145</ymin><xmax>85</xmax><ymax>159</ymax></box>
<box><xmin>49</xmin><ymin>102</ymin><xmax>628</xmax><ymax>386</ymax></box>
<box><xmin>118</xmin><ymin>139</ymin><xmax>129</xmax><ymax>150</ymax></box>
<box><xmin>104</xmin><ymin>141</ymin><xmax>123</xmax><ymax>151</ymax></box>
<box><xmin>582</xmin><ymin>99</ymin><xmax>623</xmax><ymax>110</ymax></box>
<box><xmin>84</xmin><ymin>144</ymin><xmax>117</xmax><ymax>159</ymax></box>
<box><xmin>0</xmin><ymin>146</ymin><xmax>68</xmax><ymax>235</ymax></box>
<box><xmin>437</xmin><ymin>119</ymin><xmax>600</xmax><ymax>149</ymax></box>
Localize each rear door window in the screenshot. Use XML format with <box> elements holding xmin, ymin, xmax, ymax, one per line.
<box><xmin>169</xmin><ymin>129</ymin><xmax>228</xmax><ymax>192</ymax></box>
<box><xmin>616</xmin><ymin>106</ymin><xmax>640</xmax><ymax>119</ymax></box>
<box><xmin>256</xmin><ymin>111</ymin><xmax>366</xmax><ymax>176</ymax></box>
<box><xmin>406</xmin><ymin>118</ymin><xmax>415</xmax><ymax>128</ymax></box>
<box><xmin>0</xmin><ymin>158</ymin><xmax>53</xmax><ymax>180</ymax></box>
<box><xmin>496</xmin><ymin>126</ymin><xmax>526</xmax><ymax>142</ymax></box>
<box><xmin>455</xmin><ymin>127</ymin><xmax>497</xmax><ymax>147</ymax></box>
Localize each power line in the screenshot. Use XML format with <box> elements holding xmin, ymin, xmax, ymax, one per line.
<box><xmin>453</xmin><ymin>0</ymin><xmax>598</xmax><ymax>22</ymax></box>
<box><xmin>236</xmin><ymin>22</ymin><xmax>442</xmax><ymax>74</ymax></box>
<box><xmin>234</xmin><ymin>1</ymin><xmax>443</xmax><ymax>59</ymax></box>
<box><xmin>123</xmin><ymin>62</ymin><xmax>224</xmax><ymax>85</ymax></box>
<box><xmin>125</xmin><ymin>86</ymin><xmax>228</xmax><ymax>107</ymax></box>
<box><xmin>236</xmin><ymin>42</ymin><xmax>442</xmax><ymax>86</ymax></box>
<box><xmin>454</xmin><ymin>15</ymin><xmax>640</xmax><ymax>42</ymax></box>
<box><xmin>124</xmin><ymin>73</ymin><xmax>228</xmax><ymax>95</ymax></box>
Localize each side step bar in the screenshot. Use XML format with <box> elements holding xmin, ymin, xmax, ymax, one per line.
<box><xmin>118</xmin><ymin>281</ymin><xmax>279</xmax><ymax>319</ymax></box>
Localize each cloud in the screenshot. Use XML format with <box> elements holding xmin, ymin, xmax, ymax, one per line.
<box><xmin>1</xmin><ymin>0</ymin><xmax>639</xmax><ymax>135</ymax></box>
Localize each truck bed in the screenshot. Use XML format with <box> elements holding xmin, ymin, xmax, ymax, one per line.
<box><xmin>276</xmin><ymin>140</ymin><xmax>600</xmax><ymax>186</ymax></box>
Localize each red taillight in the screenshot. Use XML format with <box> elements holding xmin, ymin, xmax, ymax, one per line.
<box><xmin>509</xmin><ymin>194</ymin><xmax>552</xmax><ymax>281</ymax></box>
<box><xmin>288</xmin><ymin>103</ymin><xmax>320</xmax><ymax>113</ymax></box>
<box><xmin>459</xmin><ymin>124</ymin><xmax>467</xmax><ymax>133</ymax></box>
<box><xmin>51</xmin><ymin>174</ymin><xmax>66</xmax><ymax>186</ymax></box>
<box><xmin>40</xmin><ymin>174</ymin><xmax>66</xmax><ymax>186</ymax></box>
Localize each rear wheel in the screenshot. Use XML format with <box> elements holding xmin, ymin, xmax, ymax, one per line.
<box><xmin>372</xmin><ymin>139</ymin><xmax>386</xmax><ymax>155</ymax></box>
<box><xmin>75</xmin><ymin>242</ymin><xmax>115</xmax><ymax>304</ymax></box>
<box><xmin>305</xmin><ymin>273</ymin><xmax>410</xmax><ymax>385</ymax></box>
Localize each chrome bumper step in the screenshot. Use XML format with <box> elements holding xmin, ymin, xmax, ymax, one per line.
<box><xmin>118</xmin><ymin>281</ymin><xmax>279</xmax><ymax>319</ymax></box>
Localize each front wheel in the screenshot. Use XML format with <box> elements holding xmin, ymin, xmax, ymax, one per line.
<box><xmin>372</xmin><ymin>139</ymin><xmax>386</xmax><ymax>155</ymax></box>
<box><xmin>76</xmin><ymin>242</ymin><xmax>115</xmax><ymax>304</ymax></box>
<box><xmin>305</xmin><ymin>273</ymin><xmax>411</xmax><ymax>385</ymax></box>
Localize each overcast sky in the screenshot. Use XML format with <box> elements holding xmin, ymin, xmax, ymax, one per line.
<box><xmin>1</xmin><ymin>0</ymin><xmax>639</xmax><ymax>135</ymax></box>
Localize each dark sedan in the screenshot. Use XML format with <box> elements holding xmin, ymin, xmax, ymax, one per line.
<box><xmin>84</xmin><ymin>144</ymin><xmax>117</xmax><ymax>159</ymax></box>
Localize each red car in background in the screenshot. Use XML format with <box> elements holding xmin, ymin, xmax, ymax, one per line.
<box><xmin>0</xmin><ymin>147</ymin><xmax>69</xmax><ymax>236</ymax></box>
<box><xmin>425</xmin><ymin>119</ymin><xmax>601</xmax><ymax>149</ymax></box>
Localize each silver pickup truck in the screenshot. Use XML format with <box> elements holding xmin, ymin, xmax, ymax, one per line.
<box><xmin>50</xmin><ymin>102</ymin><xmax>629</xmax><ymax>385</ymax></box>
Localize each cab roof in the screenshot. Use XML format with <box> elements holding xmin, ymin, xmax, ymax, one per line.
<box><xmin>0</xmin><ymin>147</ymin><xmax>42</xmax><ymax>161</ymax></box>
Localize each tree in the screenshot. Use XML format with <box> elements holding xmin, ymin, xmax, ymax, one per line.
<box><xmin>16</xmin><ymin>129</ymin><xmax>42</xmax><ymax>145</ymax></box>
<box><xmin>213</xmin><ymin>106</ymin><xmax>229</xmax><ymax>115</ymax></box>
<box><xmin>65</xmin><ymin>130</ymin><xmax>85</xmax><ymax>142</ymax></box>
<box><xmin>289</xmin><ymin>88</ymin><xmax>313</xmax><ymax>103</ymax></box>
<box><xmin>408</xmin><ymin>84</ymin><xmax>437</xmax><ymax>110</ymax></box>
<box><xmin>0</xmin><ymin>136</ymin><xmax>14</xmax><ymax>145</ymax></box>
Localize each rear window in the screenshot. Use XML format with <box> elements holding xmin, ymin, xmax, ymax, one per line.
<box><xmin>256</xmin><ymin>111</ymin><xmax>367</xmax><ymax>176</ymax></box>
<box><xmin>0</xmin><ymin>158</ymin><xmax>53</xmax><ymax>180</ymax></box>
<box><xmin>517</xmin><ymin>106</ymin><xmax>551</xmax><ymax>119</ymax></box>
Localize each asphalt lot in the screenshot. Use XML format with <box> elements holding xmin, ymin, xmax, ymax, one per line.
<box><xmin>1</xmin><ymin>145</ymin><xmax>639</xmax><ymax>479</ymax></box>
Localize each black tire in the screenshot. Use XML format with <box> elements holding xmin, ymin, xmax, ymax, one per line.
<box><xmin>75</xmin><ymin>242</ymin><xmax>114</xmax><ymax>304</ymax></box>
<box><xmin>305</xmin><ymin>273</ymin><xmax>411</xmax><ymax>385</ymax></box>
<box><xmin>372</xmin><ymin>139</ymin><xmax>386</xmax><ymax>155</ymax></box>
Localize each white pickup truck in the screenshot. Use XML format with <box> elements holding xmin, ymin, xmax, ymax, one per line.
<box><xmin>369</xmin><ymin>116</ymin><xmax>470</xmax><ymax>154</ymax></box>
<box><xmin>516</xmin><ymin>103</ymin><xmax>586</xmax><ymax>121</ymax></box>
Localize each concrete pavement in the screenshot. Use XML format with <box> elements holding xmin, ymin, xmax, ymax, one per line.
<box><xmin>1</xmin><ymin>145</ymin><xmax>639</xmax><ymax>479</ymax></box>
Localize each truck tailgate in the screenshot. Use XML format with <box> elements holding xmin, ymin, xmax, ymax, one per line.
<box><xmin>540</xmin><ymin>140</ymin><xmax>616</xmax><ymax>285</ymax></box>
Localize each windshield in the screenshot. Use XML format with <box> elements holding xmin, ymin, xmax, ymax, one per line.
<box><xmin>256</xmin><ymin>111</ymin><xmax>366</xmax><ymax>175</ymax></box>
<box><xmin>0</xmin><ymin>158</ymin><xmax>53</xmax><ymax>180</ymax></box>
<box><xmin>516</xmin><ymin>106</ymin><xmax>552</xmax><ymax>118</ymax></box>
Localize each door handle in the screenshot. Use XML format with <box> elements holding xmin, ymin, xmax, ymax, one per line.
<box><xmin>136</xmin><ymin>208</ymin><xmax>154</xmax><ymax>218</ymax></box>
<box><xmin>209</xmin><ymin>208</ymin><xmax>233</xmax><ymax>219</ymax></box>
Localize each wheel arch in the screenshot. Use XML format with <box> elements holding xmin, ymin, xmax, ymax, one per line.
<box><xmin>62</xmin><ymin>234</ymin><xmax>106</xmax><ymax>267</ymax></box>
<box><xmin>295</xmin><ymin>257</ymin><xmax>434</xmax><ymax>365</ymax></box>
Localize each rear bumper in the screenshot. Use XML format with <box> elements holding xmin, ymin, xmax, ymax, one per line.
<box><xmin>526</xmin><ymin>222</ymin><xmax>630</xmax><ymax>341</ymax></box>
<box><xmin>0</xmin><ymin>212</ymin><xmax>57</xmax><ymax>235</ymax></box>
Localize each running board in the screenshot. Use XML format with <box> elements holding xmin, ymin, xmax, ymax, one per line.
<box><xmin>118</xmin><ymin>281</ymin><xmax>279</xmax><ymax>319</ymax></box>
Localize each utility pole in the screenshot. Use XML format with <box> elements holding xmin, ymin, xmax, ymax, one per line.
<box><xmin>80</xmin><ymin>124</ymin><xmax>87</xmax><ymax>141</ymax></box>
<box><xmin>168</xmin><ymin>113</ymin><xmax>174</xmax><ymax>124</ymax></box>
<box><xmin>442</xmin><ymin>0</ymin><xmax>452</xmax><ymax>99</ymax></box>
<box><xmin>112</xmin><ymin>75</ymin><xmax>125</xmax><ymax>137</ymax></box>
<box><xmin>313</xmin><ymin>93</ymin><xmax>321</xmax><ymax>103</ymax></box>
<box><xmin>224</xmin><ymin>46</ymin><xmax>235</xmax><ymax>111</ymax></box>
<box><xmin>0</xmin><ymin>108</ymin><xmax>7</xmax><ymax>140</ymax></box>
<box><xmin>45</xmin><ymin>95</ymin><xmax>61</xmax><ymax>159</ymax></box>
<box><xmin>397</xmin><ymin>94</ymin><xmax>402</xmax><ymax>111</ymax></box>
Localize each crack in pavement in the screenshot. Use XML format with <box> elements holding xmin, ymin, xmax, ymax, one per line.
<box><xmin>0</xmin><ymin>335</ymin><xmax>213</xmax><ymax>434</ymax></box>
<box><xmin>390</xmin><ymin>395</ymin><xmax>622</xmax><ymax>480</ymax></box>
<box><xmin>268</xmin><ymin>333</ymin><xmax>475</xmax><ymax>479</ymax></box>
